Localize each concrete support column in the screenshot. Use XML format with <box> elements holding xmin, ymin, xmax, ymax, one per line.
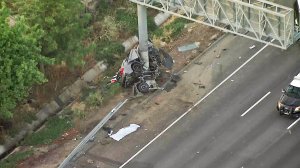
<box><xmin>137</xmin><ymin>4</ymin><xmax>149</xmax><ymax>70</ymax></box>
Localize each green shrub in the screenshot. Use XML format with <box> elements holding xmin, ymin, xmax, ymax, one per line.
<box><xmin>116</xmin><ymin>8</ymin><xmax>138</xmax><ymax>34</ymax></box>
<box><xmin>98</xmin><ymin>0</ymin><xmax>111</xmax><ymax>16</ymax></box>
<box><xmin>22</xmin><ymin>116</ymin><xmax>72</xmax><ymax>146</ymax></box>
<box><xmin>152</xmin><ymin>17</ymin><xmax>192</xmax><ymax>42</ymax></box>
<box><xmin>101</xmin><ymin>16</ymin><xmax>120</xmax><ymax>40</ymax></box>
<box><xmin>107</xmin><ymin>83</ymin><xmax>121</xmax><ymax>96</ymax></box>
<box><xmin>23</xmin><ymin>112</ymin><xmax>37</xmax><ymax>124</ymax></box>
<box><xmin>148</xmin><ymin>16</ymin><xmax>158</xmax><ymax>32</ymax></box>
<box><xmin>73</xmin><ymin>109</ymin><xmax>86</xmax><ymax>119</ymax></box>
<box><xmin>85</xmin><ymin>90</ymin><xmax>103</xmax><ymax>107</ymax></box>
<box><xmin>95</xmin><ymin>41</ymin><xmax>124</xmax><ymax>66</ymax></box>
<box><xmin>166</xmin><ymin>18</ymin><xmax>191</xmax><ymax>38</ymax></box>
<box><xmin>0</xmin><ymin>150</ymin><xmax>33</xmax><ymax>168</ymax></box>
<box><xmin>151</xmin><ymin>27</ymin><xmax>164</xmax><ymax>37</ymax></box>
<box><xmin>115</xmin><ymin>8</ymin><xmax>157</xmax><ymax>35</ymax></box>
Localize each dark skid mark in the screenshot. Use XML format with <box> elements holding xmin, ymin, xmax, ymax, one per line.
<box><xmin>163</xmin><ymin>81</ymin><xmax>177</xmax><ymax>92</ymax></box>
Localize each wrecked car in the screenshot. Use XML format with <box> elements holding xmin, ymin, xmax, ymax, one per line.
<box><xmin>111</xmin><ymin>41</ymin><xmax>173</xmax><ymax>94</ymax></box>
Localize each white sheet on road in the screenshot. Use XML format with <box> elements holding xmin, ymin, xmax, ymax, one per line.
<box><xmin>110</xmin><ymin>124</ymin><xmax>140</xmax><ymax>141</ymax></box>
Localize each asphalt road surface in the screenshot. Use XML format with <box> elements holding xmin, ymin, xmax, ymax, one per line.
<box><xmin>121</xmin><ymin>38</ymin><xmax>300</xmax><ymax>168</ymax></box>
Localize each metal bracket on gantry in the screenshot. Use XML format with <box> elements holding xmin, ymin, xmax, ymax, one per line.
<box><xmin>130</xmin><ymin>0</ymin><xmax>300</xmax><ymax>49</ymax></box>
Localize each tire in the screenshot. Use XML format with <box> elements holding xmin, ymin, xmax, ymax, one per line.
<box><xmin>131</xmin><ymin>62</ymin><xmax>143</xmax><ymax>74</ymax></box>
<box><xmin>137</xmin><ymin>82</ymin><xmax>150</xmax><ymax>93</ymax></box>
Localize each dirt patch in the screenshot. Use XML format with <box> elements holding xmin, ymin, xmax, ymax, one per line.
<box><xmin>163</xmin><ymin>23</ymin><xmax>222</xmax><ymax>72</ymax></box>
<box><xmin>17</xmin><ymin>20</ymin><xmax>222</xmax><ymax>167</ymax></box>
<box><xmin>31</xmin><ymin>59</ymin><xmax>97</xmax><ymax>107</ymax></box>
<box><xmin>17</xmin><ymin>128</ymin><xmax>79</xmax><ymax>168</ymax></box>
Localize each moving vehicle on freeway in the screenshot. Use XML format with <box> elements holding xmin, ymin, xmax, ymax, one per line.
<box><xmin>277</xmin><ymin>73</ymin><xmax>300</xmax><ymax>118</ymax></box>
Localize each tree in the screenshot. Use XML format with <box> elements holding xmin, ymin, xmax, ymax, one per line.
<box><xmin>0</xmin><ymin>5</ymin><xmax>52</xmax><ymax>119</ymax></box>
<box><xmin>14</xmin><ymin>0</ymin><xmax>92</xmax><ymax>66</ymax></box>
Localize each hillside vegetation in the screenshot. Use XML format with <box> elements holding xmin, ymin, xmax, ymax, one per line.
<box><xmin>0</xmin><ymin>0</ymin><xmax>146</xmax><ymax>122</ymax></box>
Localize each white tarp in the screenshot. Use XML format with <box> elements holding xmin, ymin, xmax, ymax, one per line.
<box><xmin>110</xmin><ymin>124</ymin><xmax>140</xmax><ymax>141</ymax></box>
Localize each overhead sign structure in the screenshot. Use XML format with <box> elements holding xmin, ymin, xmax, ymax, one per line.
<box><xmin>131</xmin><ymin>0</ymin><xmax>300</xmax><ymax>49</ymax></box>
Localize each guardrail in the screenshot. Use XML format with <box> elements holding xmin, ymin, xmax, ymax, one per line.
<box><xmin>59</xmin><ymin>98</ymin><xmax>129</xmax><ymax>168</ymax></box>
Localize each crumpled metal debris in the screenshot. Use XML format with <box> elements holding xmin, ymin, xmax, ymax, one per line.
<box><xmin>110</xmin><ymin>40</ymin><xmax>174</xmax><ymax>95</ymax></box>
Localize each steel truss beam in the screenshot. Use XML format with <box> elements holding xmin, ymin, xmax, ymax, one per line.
<box><xmin>131</xmin><ymin>0</ymin><xmax>296</xmax><ymax>49</ymax></box>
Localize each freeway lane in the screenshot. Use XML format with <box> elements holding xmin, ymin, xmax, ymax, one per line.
<box><xmin>121</xmin><ymin>39</ymin><xmax>300</xmax><ymax>168</ymax></box>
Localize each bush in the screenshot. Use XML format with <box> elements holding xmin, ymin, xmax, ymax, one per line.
<box><xmin>0</xmin><ymin>5</ymin><xmax>52</xmax><ymax>120</ymax></box>
<box><xmin>95</xmin><ymin>41</ymin><xmax>124</xmax><ymax>66</ymax></box>
<box><xmin>85</xmin><ymin>90</ymin><xmax>103</xmax><ymax>107</ymax></box>
<box><xmin>93</xmin><ymin>16</ymin><xmax>120</xmax><ymax>41</ymax></box>
<box><xmin>98</xmin><ymin>0</ymin><xmax>111</xmax><ymax>16</ymax></box>
<box><xmin>107</xmin><ymin>83</ymin><xmax>121</xmax><ymax>96</ymax></box>
<box><xmin>166</xmin><ymin>18</ymin><xmax>191</xmax><ymax>38</ymax></box>
<box><xmin>115</xmin><ymin>8</ymin><xmax>158</xmax><ymax>35</ymax></box>
<box><xmin>148</xmin><ymin>16</ymin><xmax>158</xmax><ymax>32</ymax></box>
<box><xmin>73</xmin><ymin>109</ymin><xmax>86</xmax><ymax>119</ymax></box>
<box><xmin>22</xmin><ymin>116</ymin><xmax>72</xmax><ymax>146</ymax></box>
<box><xmin>151</xmin><ymin>17</ymin><xmax>191</xmax><ymax>42</ymax></box>
<box><xmin>116</xmin><ymin>8</ymin><xmax>138</xmax><ymax>34</ymax></box>
<box><xmin>0</xmin><ymin>150</ymin><xmax>33</xmax><ymax>168</ymax></box>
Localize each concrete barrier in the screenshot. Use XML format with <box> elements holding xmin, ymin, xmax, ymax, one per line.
<box><xmin>154</xmin><ymin>12</ymin><xmax>171</xmax><ymax>26</ymax></box>
<box><xmin>123</xmin><ymin>36</ymin><xmax>139</xmax><ymax>52</ymax></box>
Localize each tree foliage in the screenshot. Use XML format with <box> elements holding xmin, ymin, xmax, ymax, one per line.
<box><xmin>0</xmin><ymin>5</ymin><xmax>52</xmax><ymax>119</ymax></box>
<box><xmin>14</xmin><ymin>0</ymin><xmax>91</xmax><ymax>66</ymax></box>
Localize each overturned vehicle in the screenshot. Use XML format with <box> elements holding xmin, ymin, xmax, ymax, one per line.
<box><xmin>111</xmin><ymin>41</ymin><xmax>174</xmax><ymax>94</ymax></box>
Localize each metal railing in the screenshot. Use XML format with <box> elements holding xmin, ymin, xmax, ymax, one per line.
<box><xmin>59</xmin><ymin>99</ymin><xmax>129</xmax><ymax>168</ymax></box>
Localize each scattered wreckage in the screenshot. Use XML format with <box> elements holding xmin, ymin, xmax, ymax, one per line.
<box><xmin>111</xmin><ymin>41</ymin><xmax>174</xmax><ymax>94</ymax></box>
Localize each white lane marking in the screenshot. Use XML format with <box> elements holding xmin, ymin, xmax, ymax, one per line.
<box><xmin>287</xmin><ymin>117</ymin><xmax>300</xmax><ymax>131</ymax></box>
<box><xmin>119</xmin><ymin>111</ymin><xmax>189</xmax><ymax>168</ymax></box>
<box><xmin>193</xmin><ymin>39</ymin><xmax>274</xmax><ymax>108</ymax></box>
<box><xmin>241</xmin><ymin>92</ymin><xmax>271</xmax><ymax>117</ymax></box>
<box><xmin>119</xmin><ymin>40</ymin><xmax>274</xmax><ymax>168</ymax></box>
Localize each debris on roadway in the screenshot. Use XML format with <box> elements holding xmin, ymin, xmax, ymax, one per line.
<box><xmin>249</xmin><ymin>45</ymin><xmax>256</xmax><ymax>49</ymax></box>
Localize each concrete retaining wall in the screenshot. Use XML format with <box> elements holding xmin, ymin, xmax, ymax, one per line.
<box><xmin>0</xmin><ymin>62</ymin><xmax>107</xmax><ymax>157</ymax></box>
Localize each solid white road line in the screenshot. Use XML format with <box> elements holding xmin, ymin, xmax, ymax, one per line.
<box><xmin>119</xmin><ymin>40</ymin><xmax>274</xmax><ymax>168</ymax></box>
<box><xmin>241</xmin><ymin>92</ymin><xmax>271</xmax><ymax>117</ymax></box>
<box><xmin>287</xmin><ymin>117</ymin><xmax>300</xmax><ymax>130</ymax></box>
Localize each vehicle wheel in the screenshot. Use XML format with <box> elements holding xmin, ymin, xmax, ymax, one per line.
<box><xmin>131</xmin><ymin>62</ymin><xmax>142</xmax><ymax>71</ymax></box>
<box><xmin>137</xmin><ymin>82</ymin><xmax>149</xmax><ymax>93</ymax></box>
<box><xmin>131</xmin><ymin>62</ymin><xmax>143</xmax><ymax>74</ymax></box>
